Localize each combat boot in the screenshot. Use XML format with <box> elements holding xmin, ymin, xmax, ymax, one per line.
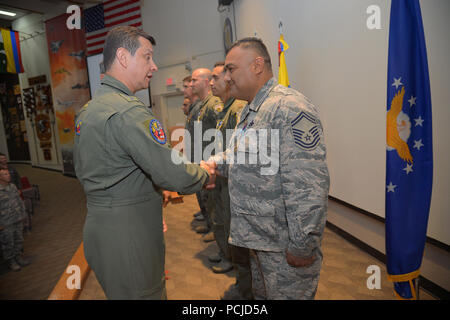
<box><xmin>16</xmin><ymin>256</ymin><xmax>31</xmax><ymax>267</ymax></box>
<box><xmin>202</xmin><ymin>232</ymin><xmax>215</xmax><ymax>243</ymax></box>
<box><xmin>195</xmin><ymin>225</ymin><xmax>209</xmax><ymax>234</ymax></box>
<box><xmin>8</xmin><ymin>259</ymin><xmax>21</xmax><ymax>272</ymax></box>
<box><xmin>221</xmin><ymin>284</ymin><xmax>245</xmax><ymax>300</ymax></box>
<box><xmin>193</xmin><ymin>211</ymin><xmax>202</xmax><ymax>217</ymax></box>
<box><xmin>212</xmin><ymin>259</ymin><xmax>233</xmax><ymax>274</ymax></box>
<box><xmin>194</xmin><ymin>214</ymin><xmax>205</xmax><ymax>221</ymax></box>
<box><xmin>208</xmin><ymin>253</ymin><xmax>222</xmax><ymax>263</ymax></box>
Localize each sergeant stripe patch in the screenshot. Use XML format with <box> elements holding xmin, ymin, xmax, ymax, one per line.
<box><xmin>291</xmin><ymin>111</ymin><xmax>320</xmax><ymax>151</ymax></box>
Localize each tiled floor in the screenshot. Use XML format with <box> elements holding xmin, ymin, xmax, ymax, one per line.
<box><xmin>0</xmin><ymin>165</ymin><xmax>436</xmax><ymax>300</ymax></box>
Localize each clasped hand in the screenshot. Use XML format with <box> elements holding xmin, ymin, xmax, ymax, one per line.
<box><xmin>200</xmin><ymin>160</ymin><xmax>218</xmax><ymax>190</ymax></box>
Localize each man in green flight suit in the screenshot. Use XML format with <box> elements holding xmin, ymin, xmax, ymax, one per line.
<box><xmin>73</xmin><ymin>26</ymin><xmax>215</xmax><ymax>300</ymax></box>
<box><xmin>189</xmin><ymin>68</ymin><xmax>223</xmax><ymax>234</ymax></box>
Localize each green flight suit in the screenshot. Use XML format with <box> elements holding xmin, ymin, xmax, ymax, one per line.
<box><xmin>211</xmin><ymin>97</ymin><xmax>245</xmax><ymax>258</ymax></box>
<box><xmin>73</xmin><ymin>75</ymin><xmax>209</xmax><ymax>300</ymax></box>
<box><xmin>196</xmin><ymin>93</ymin><xmax>222</xmax><ymax>229</ymax></box>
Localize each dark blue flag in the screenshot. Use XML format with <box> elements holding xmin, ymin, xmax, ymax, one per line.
<box><xmin>385</xmin><ymin>0</ymin><xmax>433</xmax><ymax>300</ymax></box>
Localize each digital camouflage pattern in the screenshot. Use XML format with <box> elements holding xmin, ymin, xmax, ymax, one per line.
<box><xmin>213</xmin><ymin>77</ymin><xmax>330</xmax><ymax>299</ymax></box>
<box><xmin>0</xmin><ymin>183</ymin><xmax>25</xmax><ymax>262</ymax></box>
<box><xmin>0</xmin><ymin>183</ymin><xmax>25</xmax><ymax>226</ymax></box>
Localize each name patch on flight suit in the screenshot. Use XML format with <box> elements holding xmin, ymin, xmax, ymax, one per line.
<box><xmin>291</xmin><ymin>111</ymin><xmax>320</xmax><ymax>151</ymax></box>
<box><xmin>149</xmin><ymin>118</ymin><xmax>167</xmax><ymax>145</ymax></box>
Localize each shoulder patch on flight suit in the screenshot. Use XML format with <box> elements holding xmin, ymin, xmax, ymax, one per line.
<box><xmin>291</xmin><ymin>111</ymin><xmax>321</xmax><ymax>151</ymax></box>
<box><xmin>147</xmin><ymin>118</ymin><xmax>167</xmax><ymax>145</ymax></box>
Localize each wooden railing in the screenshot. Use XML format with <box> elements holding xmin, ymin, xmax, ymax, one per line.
<box><xmin>47</xmin><ymin>242</ymin><xmax>91</xmax><ymax>300</ymax></box>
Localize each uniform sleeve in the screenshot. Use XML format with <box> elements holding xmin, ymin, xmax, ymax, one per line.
<box><xmin>111</xmin><ymin>107</ymin><xmax>210</xmax><ymax>194</ymax></box>
<box><xmin>11</xmin><ymin>184</ymin><xmax>26</xmax><ymax>215</ymax></box>
<box><xmin>277</xmin><ymin>99</ymin><xmax>330</xmax><ymax>258</ymax></box>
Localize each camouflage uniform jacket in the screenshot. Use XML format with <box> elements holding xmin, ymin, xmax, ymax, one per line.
<box><xmin>0</xmin><ymin>183</ymin><xmax>25</xmax><ymax>226</ymax></box>
<box><xmin>214</xmin><ymin>78</ymin><xmax>330</xmax><ymax>258</ymax></box>
<box><xmin>198</xmin><ymin>93</ymin><xmax>222</xmax><ymax>156</ymax></box>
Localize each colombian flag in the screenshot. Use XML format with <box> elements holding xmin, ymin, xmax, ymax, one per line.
<box><xmin>0</xmin><ymin>28</ymin><xmax>24</xmax><ymax>74</ymax></box>
<box><xmin>278</xmin><ymin>34</ymin><xmax>289</xmax><ymax>87</ymax></box>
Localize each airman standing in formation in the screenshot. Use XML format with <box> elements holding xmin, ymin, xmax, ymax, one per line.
<box><xmin>182</xmin><ymin>75</ymin><xmax>208</xmax><ymax>222</ymax></box>
<box><xmin>208</xmin><ymin>61</ymin><xmax>253</xmax><ymax>298</ymax></box>
<box><xmin>207</xmin><ymin>38</ymin><xmax>330</xmax><ymax>300</ymax></box>
<box><xmin>189</xmin><ymin>68</ymin><xmax>223</xmax><ymax>235</ymax></box>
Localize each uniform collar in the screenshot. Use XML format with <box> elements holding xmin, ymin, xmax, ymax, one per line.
<box><xmin>188</xmin><ymin>99</ymin><xmax>200</xmax><ymax>113</ymax></box>
<box><xmin>248</xmin><ymin>77</ymin><xmax>276</xmax><ymax>112</ymax></box>
<box><xmin>201</xmin><ymin>92</ymin><xmax>213</xmax><ymax>107</ymax></box>
<box><xmin>101</xmin><ymin>74</ymin><xmax>134</xmax><ymax>96</ymax></box>
<box><xmin>223</xmin><ymin>97</ymin><xmax>236</xmax><ymax>111</ymax></box>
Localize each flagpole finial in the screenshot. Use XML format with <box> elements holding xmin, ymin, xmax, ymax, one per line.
<box><xmin>279</xmin><ymin>21</ymin><xmax>283</xmax><ymax>34</ymax></box>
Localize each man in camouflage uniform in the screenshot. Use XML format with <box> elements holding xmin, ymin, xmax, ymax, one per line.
<box><xmin>189</xmin><ymin>68</ymin><xmax>223</xmax><ymax>234</ymax></box>
<box><xmin>208</xmin><ymin>38</ymin><xmax>330</xmax><ymax>299</ymax></box>
<box><xmin>209</xmin><ymin>61</ymin><xmax>253</xmax><ymax>298</ymax></box>
<box><xmin>0</xmin><ymin>168</ymin><xmax>30</xmax><ymax>272</ymax></box>
<box><xmin>183</xmin><ymin>76</ymin><xmax>208</xmax><ymax>222</ymax></box>
<box><xmin>74</xmin><ymin>27</ymin><xmax>215</xmax><ymax>300</ymax></box>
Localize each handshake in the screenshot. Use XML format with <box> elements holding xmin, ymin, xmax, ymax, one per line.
<box><xmin>200</xmin><ymin>159</ymin><xmax>218</xmax><ymax>190</ymax></box>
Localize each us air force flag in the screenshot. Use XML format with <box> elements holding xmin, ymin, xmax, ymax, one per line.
<box><xmin>385</xmin><ymin>0</ymin><xmax>433</xmax><ymax>300</ymax></box>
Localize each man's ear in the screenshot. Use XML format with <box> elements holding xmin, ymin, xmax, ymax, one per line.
<box><xmin>252</xmin><ymin>57</ymin><xmax>265</xmax><ymax>75</ymax></box>
<box><xmin>116</xmin><ymin>47</ymin><xmax>129</xmax><ymax>69</ymax></box>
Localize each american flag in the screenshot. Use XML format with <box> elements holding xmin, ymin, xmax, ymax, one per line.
<box><xmin>84</xmin><ymin>0</ymin><xmax>143</xmax><ymax>56</ymax></box>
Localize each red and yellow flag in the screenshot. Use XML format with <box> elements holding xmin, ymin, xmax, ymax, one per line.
<box><xmin>278</xmin><ymin>34</ymin><xmax>289</xmax><ymax>87</ymax></box>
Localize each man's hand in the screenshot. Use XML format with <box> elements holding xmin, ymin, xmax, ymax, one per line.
<box><xmin>201</xmin><ymin>160</ymin><xmax>216</xmax><ymax>189</ymax></box>
<box><xmin>286</xmin><ymin>251</ymin><xmax>316</xmax><ymax>268</ymax></box>
<box><xmin>162</xmin><ymin>190</ymin><xmax>172</xmax><ymax>208</ymax></box>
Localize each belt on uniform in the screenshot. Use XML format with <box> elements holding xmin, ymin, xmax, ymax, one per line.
<box><xmin>86</xmin><ymin>192</ymin><xmax>160</xmax><ymax>207</ymax></box>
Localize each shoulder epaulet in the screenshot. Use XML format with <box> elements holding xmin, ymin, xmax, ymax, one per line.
<box><xmin>117</xmin><ymin>93</ymin><xmax>144</xmax><ymax>105</ymax></box>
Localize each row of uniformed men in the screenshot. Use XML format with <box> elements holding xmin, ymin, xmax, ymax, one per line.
<box><xmin>74</xmin><ymin>27</ymin><xmax>329</xmax><ymax>300</ymax></box>
<box><xmin>180</xmin><ymin>64</ymin><xmax>252</xmax><ymax>299</ymax></box>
